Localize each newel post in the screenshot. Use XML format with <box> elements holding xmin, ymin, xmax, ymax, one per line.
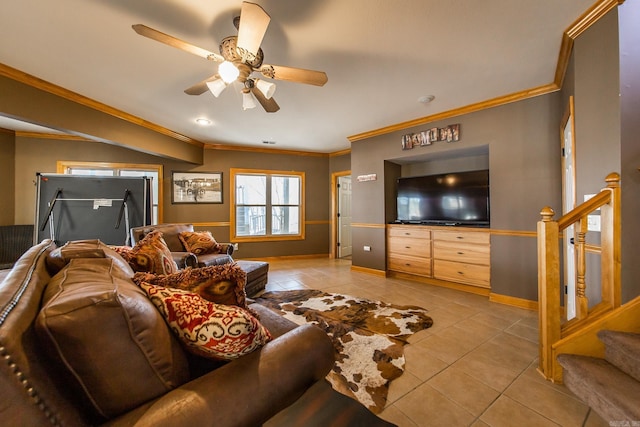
<box><xmin>600</xmin><ymin>172</ymin><xmax>621</xmax><ymax>308</ymax></box>
<box><xmin>537</xmin><ymin>206</ymin><xmax>561</xmax><ymax>379</ymax></box>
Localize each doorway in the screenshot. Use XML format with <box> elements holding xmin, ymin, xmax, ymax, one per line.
<box><xmin>331</xmin><ymin>171</ymin><xmax>352</xmax><ymax>259</ymax></box>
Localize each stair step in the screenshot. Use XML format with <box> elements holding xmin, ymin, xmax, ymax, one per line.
<box><xmin>557</xmin><ymin>354</ymin><xmax>640</xmax><ymax>422</ymax></box>
<box><xmin>598</xmin><ymin>330</ymin><xmax>640</xmax><ymax>382</ymax></box>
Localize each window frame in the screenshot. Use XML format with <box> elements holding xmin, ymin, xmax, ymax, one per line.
<box><xmin>230</xmin><ymin>168</ymin><xmax>305</xmax><ymax>242</ymax></box>
<box><xmin>57</xmin><ymin>161</ymin><xmax>163</xmax><ymax>224</ymax></box>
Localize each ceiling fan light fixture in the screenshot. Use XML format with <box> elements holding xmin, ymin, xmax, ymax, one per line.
<box><xmin>219</xmin><ymin>61</ymin><xmax>240</xmax><ymax>83</ymax></box>
<box><xmin>242</xmin><ymin>91</ymin><xmax>257</xmax><ymax>110</ymax></box>
<box><xmin>205</xmin><ymin>78</ymin><xmax>227</xmax><ymax>97</ymax></box>
<box><xmin>255</xmin><ymin>79</ymin><xmax>276</xmax><ymax>99</ymax></box>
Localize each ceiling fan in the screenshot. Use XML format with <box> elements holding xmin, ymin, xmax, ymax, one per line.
<box><xmin>132</xmin><ymin>2</ymin><xmax>328</xmax><ymax>113</ymax></box>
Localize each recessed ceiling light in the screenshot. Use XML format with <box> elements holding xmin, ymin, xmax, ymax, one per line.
<box><xmin>195</xmin><ymin>118</ymin><xmax>211</xmax><ymax>125</ymax></box>
<box><xmin>418</xmin><ymin>95</ymin><xmax>435</xmax><ymax>104</ymax></box>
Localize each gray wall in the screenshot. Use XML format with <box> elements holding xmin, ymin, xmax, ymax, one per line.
<box><xmin>350</xmin><ymin>3</ymin><xmax>640</xmax><ymax>303</ymax></box>
<box><xmin>573</xmin><ymin>9</ymin><xmax>621</xmax><ymax>196</ymax></box>
<box><xmin>618</xmin><ymin>0</ymin><xmax>640</xmax><ymax>303</ymax></box>
<box><xmin>351</xmin><ymin>94</ymin><xmax>562</xmax><ymax>301</ymax></box>
<box><xmin>565</xmin><ymin>4</ymin><xmax>640</xmax><ymax>303</ymax></box>
<box><xmin>329</xmin><ymin>153</ymin><xmax>351</xmax><ymax>174</ymax></box>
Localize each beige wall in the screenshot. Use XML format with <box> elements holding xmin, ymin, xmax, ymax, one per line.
<box><xmin>0</xmin><ymin>130</ymin><xmax>15</xmax><ymax>225</ymax></box>
<box><xmin>14</xmin><ymin>137</ymin><xmax>170</xmax><ymax>225</ymax></box>
<box><xmin>13</xmin><ymin>136</ymin><xmax>334</xmax><ymax>258</ymax></box>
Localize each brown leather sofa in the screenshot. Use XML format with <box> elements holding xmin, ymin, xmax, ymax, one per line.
<box><xmin>0</xmin><ymin>240</ymin><xmax>395</xmax><ymax>427</ymax></box>
<box><xmin>129</xmin><ymin>223</ymin><xmax>234</xmax><ymax>268</ymax></box>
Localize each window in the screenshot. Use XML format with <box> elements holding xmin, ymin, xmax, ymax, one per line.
<box><xmin>231</xmin><ymin>168</ymin><xmax>304</xmax><ymax>241</ymax></box>
<box><xmin>57</xmin><ymin>161</ymin><xmax>163</xmax><ymax>224</ymax></box>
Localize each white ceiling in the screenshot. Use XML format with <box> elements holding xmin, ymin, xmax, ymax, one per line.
<box><xmin>0</xmin><ymin>0</ymin><xmax>595</xmax><ymax>154</ymax></box>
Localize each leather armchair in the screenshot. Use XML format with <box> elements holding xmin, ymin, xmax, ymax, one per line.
<box><xmin>130</xmin><ymin>223</ymin><xmax>234</xmax><ymax>268</ymax></box>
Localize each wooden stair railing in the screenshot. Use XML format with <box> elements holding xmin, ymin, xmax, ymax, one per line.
<box><xmin>537</xmin><ymin>172</ymin><xmax>621</xmax><ymax>382</ymax></box>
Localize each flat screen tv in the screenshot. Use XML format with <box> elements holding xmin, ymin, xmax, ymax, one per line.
<box><xmin>395</xmin><ymin>169</ymin><xmax>490</xmax><ymax>226</ymax></box>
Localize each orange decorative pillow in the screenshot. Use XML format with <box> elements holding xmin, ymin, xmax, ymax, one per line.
<box><xmin>178</xmin><ymin>231</ymin><xmax>222</xmax><ymax>255</ymax></box>
<box><xmin>132</xmin><ymin>263</ymin><xmax>248</xmax><ymax>308</ymax></box>
<box><xmin>139</xmin><ymin>282</ymin><xmax>271</xmax><ymax>361</ymax></box>
<box><xmin>127</xmin><ymin>230</ymin><xmax>178</xmax><ymax>275</ymax></box>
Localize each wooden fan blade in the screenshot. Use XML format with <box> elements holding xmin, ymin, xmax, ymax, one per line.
<box><xmin>184</xmin><ymin>74</ymin><xmax>219</xmax><ymax>95</ymax></box>
<box><xmin>251</xmin><ymin>87</ymin><xmax>280</xmax><ymax>113</ymax></box>
<box><xmin>260</xmin><ymin>65</ymin><xmax>328</xmax><ymax>86</ymax></box>
<box><xmin>236</xmin><ymin>2</ymin><xmax>270</xmax><ymax>57</ymax></box>
<box><xmin>132</xmin><ymin>24</ymin><xmax>224</xmax><ymax>62</ymax></box>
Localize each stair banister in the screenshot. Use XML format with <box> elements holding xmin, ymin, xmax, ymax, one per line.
<box><xmin>537</xmin><ymin>172</ymin><xmax>621</xmax><ymax>382</ymax></box>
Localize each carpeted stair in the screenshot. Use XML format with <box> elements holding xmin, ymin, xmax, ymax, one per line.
<box><xmin>557</xmin><ymin>330</ymin><xmax>640</xmax><ymax>422</ymax></box>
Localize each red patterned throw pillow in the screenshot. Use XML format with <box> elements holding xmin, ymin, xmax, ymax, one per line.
<box><xmin>139</xmin><ymin>282</ymin><xmax>271</xmax><ymax>360</ymax></box>
<box><xmin>132</xmin><ymin>263</ymin><xmax>248</xmax><ymax>308</ymax></box>
<box><xmin>128</xmin><ymin>230</ymin><xmax>178</xmax><ymax>275</ymax></box>
<box><xmin>178</xmin><ymin>231</ymin><xmax>222</xmax><ymax>255</ymax></box>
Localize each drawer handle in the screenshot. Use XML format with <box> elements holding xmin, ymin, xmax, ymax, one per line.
<box><xmin>457</xmin><ymin>251</ymin><xmax>464</xmax><ymax>255</ymax></box>
<box><xmin>405</xmin><ymin>246</ymin><xmax>411</xmax><ymax>249</ymax></box>
<box><xmin>456</xmin><ymin>236</ymin><xmax>464</xmax><ymax>240</ymax></box>
<box><xmin>404</xmin><ymin>232</ymin><xmax>411</xmax><ymax>236</ymax></box>
<box><xmin>458</xmin><ymin>271</ymin><xmax>464</xmax><ymax>275</ymax></box>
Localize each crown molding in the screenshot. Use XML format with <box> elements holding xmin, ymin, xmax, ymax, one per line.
<box><xmin>329</xmin><ymin>148</ymin><xmax>351</xmax><ymax>157</ymax></box>
<box><xmin>555</xmin><ymin>0</ymin><xmax>623</xmax><ymax>87</ymax></box>
<box><xmin>204</xmin><ymin>143</ymin><xmax>350</xmax><ymax>158</ymax></box>
<box><xmin>16</xmin><ymin>131</ymin><xmax>93</xmax><ymax>141</ymax></box>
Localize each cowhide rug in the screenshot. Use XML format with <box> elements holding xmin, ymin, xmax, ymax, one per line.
<box><xmin>253</xmin><ymin>289</ymin><xmax>433</xmax><ymax>413</ymax></box>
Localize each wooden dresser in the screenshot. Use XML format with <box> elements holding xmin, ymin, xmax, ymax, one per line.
<box><xmin>386</xmin><ymin>224</ymin><xmax>490</xmax><ymax>291</ymax></box>
<box><xmin>387</xmin><ymin>225</ymin><xmax>432</xmax><ymax>277</ymax></box>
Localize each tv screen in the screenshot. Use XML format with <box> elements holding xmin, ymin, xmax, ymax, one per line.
<box><xmin>396</xmin><ymin>170</ymin><xmax>489</xmax><ymax>226</ymax></box>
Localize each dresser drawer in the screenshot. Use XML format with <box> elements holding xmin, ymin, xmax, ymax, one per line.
<box><xmin>388</xmin><ymin>226</ymin><xmax>431</xmax><ymax>240</ymax></box>
<box><xmin>433</xmin><ymin>240</ymin><xmax>489</xmax><ymax>265</ymax></box>
<box><xmin>388</xmin><ymin>255</ymin><xmax>432</xmax><ymax>277</ymax></box>
<box><xmin>433</xmin><ymin>259</ymin><xmax>490</xmax><ymax>288</ymax></box>
<box><xmin>388</xmin><ymin>236</ymin><xmax>431</xmax><ymax>257</ymax></box>
<box><xmin>432</xmin><ymin>230</ymin><xmax>489</xmax><ymax>245</ymax></box>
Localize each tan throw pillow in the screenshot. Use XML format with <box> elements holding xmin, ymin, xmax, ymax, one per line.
<box><xmin>178</xmin><ymin>231</ymin><xmax>222</xmax><ymax>255</ymax></box>
<box><xmin>46</xmin><ymin>239</ymin><xmax>134</xmax><ymax>278</ymax></box>
<box><xmin>128</xmin><ymin>230</ymin><xmax>178</xmax><ymax>275</ymax></box>
<box><xmin>139</xmin><ymin>282</ymin><xmax>272</xmax><ymax>361</ymax></box>
<box><xmin>133</xmin><ymin>263</ymin><xmax>248</xmax><ymax>308</ymax></box>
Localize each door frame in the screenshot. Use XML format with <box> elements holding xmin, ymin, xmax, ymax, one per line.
<box><xmin>330</xmin><ymin>170</ymin><xmax>351</xmax><ymax>259</ymax></box>
<box><xmin>561</xmin><ymin>95</ymin><xmax>577</xmax><ymax>319</ymax></box>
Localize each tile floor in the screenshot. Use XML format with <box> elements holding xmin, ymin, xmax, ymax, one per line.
<box><xmin>261</xmin><ymin>257</ymin><xmax>610</xmax><ymax>427</ymax></box>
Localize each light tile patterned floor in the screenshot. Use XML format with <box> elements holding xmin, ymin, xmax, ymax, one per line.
<box><xmin>261</xmin><ymin>257</ymin><xmax>610</xmax><ymax>427</ymax></box>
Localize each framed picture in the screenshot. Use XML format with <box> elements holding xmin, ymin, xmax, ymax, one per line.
<box><xmin>172</xmin><ymin>171</ymin><xmax>223</xmax><ymax>204</ymax></box>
